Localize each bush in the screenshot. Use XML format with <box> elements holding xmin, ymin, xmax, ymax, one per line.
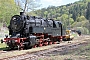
<box><xmin>74</xmin><ymin>27</ymin><xmax>89</xmax><ymax>34</ymax></box>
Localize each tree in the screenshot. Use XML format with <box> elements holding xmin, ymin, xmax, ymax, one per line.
<box><xmin>86</xmin><ymin>2</ymin><xmax>90</xmax><ymax>20</ymax></box>
<box><xmin>44</xmin><ymin>11</ymin><xmax>48</xmax><ymax>18</ymax></box>
<box><xmin>60</xmin><ymin>14</ymin><xmax>69</xmax><ymax>28</ymax></box>
<box><xmin>76</xmin><ymin>16</ymin><xmax>87</xmax><ymax>22</ymax></box>
<box><xmin>86</xmin><ymin>2</ymin><xmax>90</xmax><ymax>33</ymax></box>
<box><xmin>69</xmin><ymin>18</ymin><xmax>74</xmax><ymax>25</ymax></box>
<box><xmin>15</xmin><ymin>0</ymin><xmax>41</xmax><ymax>12</ymax></box>
<box><xmin>0</xmin><ymin>0</ymin><xmax>19</xmax><ymax>25</ymax></box>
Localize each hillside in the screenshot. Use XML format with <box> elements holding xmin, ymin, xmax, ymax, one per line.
<box><xmin>32</xmin><ymin>0</ymin><xmax>90</xmax><ymax>20</ymax></box>
<box><xmin>29</xmin><ymin>0</ymin><xmax>90</xmax><ymax>34</ymax></box>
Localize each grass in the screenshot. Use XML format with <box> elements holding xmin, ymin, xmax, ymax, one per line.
<box><xmin>0</xmin><ymin>29</ymin><xmax>8</xmax><ymax>50</ymax></box>
<box><xmin>0</xmin><ymin>43</ymin><xmax>7</xmax><ymax>50</ymax></box>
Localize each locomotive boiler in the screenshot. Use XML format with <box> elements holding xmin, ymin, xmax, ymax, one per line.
<box><xmin>2</xmin><ymin>12</ymin><xmax>66</xmax><ymax>49</ymax></box>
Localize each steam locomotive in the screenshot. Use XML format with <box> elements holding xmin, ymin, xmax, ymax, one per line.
<box><xmin>2</xmin><ymin>12</ymin><xmax>66</xmax><ymax>49</ymax></box>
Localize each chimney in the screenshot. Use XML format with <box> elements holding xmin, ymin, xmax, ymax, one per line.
<box><xmin>20</xmin><ymin>12</ymin><xmax>25</xmax><ymax>15</ymax></box>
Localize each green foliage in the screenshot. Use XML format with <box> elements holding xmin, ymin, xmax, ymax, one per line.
<box><xmin>75</xmin><ymin>27</ymin><xmax>89</xmax><ymax>34</ymax></box>
<box><xmin>0</xmin><ymin>43</ymin><xmax>7</xmax><ymax>50</ymax></box>
<box><xmin>60</xmin><ymin>14</ymin><xmax>69</xmax><ymax>28</ymax></box>
<box><xmin>27</xmin><ymin>11</ymin><xmax>37</xmax><ymax>16</ymax></box>
<box><xmin>76</xmin><ymin>16</ymin><xmax>87</xmax><ymax>22</ymax></box>
<box><xmin>0</xmin><ymin>0</ymin><xmax>20</xmax><ymax>26</ymax></box>
<box><xmin>69</xmin><ymin>18</ymin><xmax>74</xmax><ymax>25</ymax></box>
<box><xmin>32</xmin><ymin>0</ymin><xmax>90</xmax><ymax>21</ymax></box>
<box><xmin>72</xmin><ymin>20</ymin><xmax>90</xmax><ymax>34</ymax></box>
<box><xmin>86</xmin><ymin>2</ymin><xmax>90</xmax><ymax>20</ymax></box>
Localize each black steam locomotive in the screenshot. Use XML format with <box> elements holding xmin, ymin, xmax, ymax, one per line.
<box><xmin>3</xmin><ymin>12</ymin><xmax>66</xmax><ymax>49</ymax></box>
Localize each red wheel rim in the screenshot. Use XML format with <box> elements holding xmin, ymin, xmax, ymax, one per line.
<box><xmin>49</xmin><ymin>41</ymin><xmax>52</xmax><ymax>45</ymax></box>
<box><xmin>53</xmin><ymin>42</ymin><xmax>56</xmax><ymax>44</ymax></box>
<box><xmin>39</xmin><ymin>44</ymin><xmax>42</xmax><ymax>47</ymax></box>
<box><xmin>46</xmin><ymin>42</ymin><xmax>48</xmax><ymax>46</ymax></box>
<box><xmin>44</xmin><ymin>42</ymin><xmax>48</xmax><ymax>46</ymax></box>
<box><xmin>33</xmin><ymin>45</ymin><xmax>37</xmax><ymax>48</ymax></box>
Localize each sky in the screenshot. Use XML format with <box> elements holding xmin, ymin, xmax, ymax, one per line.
<box><xmin>17</xmin><ymin>0</ymin><xmax>80</xmax><ymax>11</ymax></box>
<box><xmin>39</xmin><ymin>0</ymin><xmax>79</xmax><ymax>8</ymax></box>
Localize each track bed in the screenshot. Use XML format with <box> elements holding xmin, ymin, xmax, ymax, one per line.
<box><xmin>0</xmin><ymin>35</ymin><xmax>90</xmax><ymax>60</ymax></box>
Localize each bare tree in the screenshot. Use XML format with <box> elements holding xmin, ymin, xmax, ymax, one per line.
<box><xmin>15</xmin><ymin>0</ymin><xmax>41</xmax><ymax>12</ymax></box>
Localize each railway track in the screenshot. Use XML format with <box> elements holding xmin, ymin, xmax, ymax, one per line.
<box><xmin>0</xmin><ymin>35</ymin><xmax>90</xmax><ymax>60</ymax></box>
